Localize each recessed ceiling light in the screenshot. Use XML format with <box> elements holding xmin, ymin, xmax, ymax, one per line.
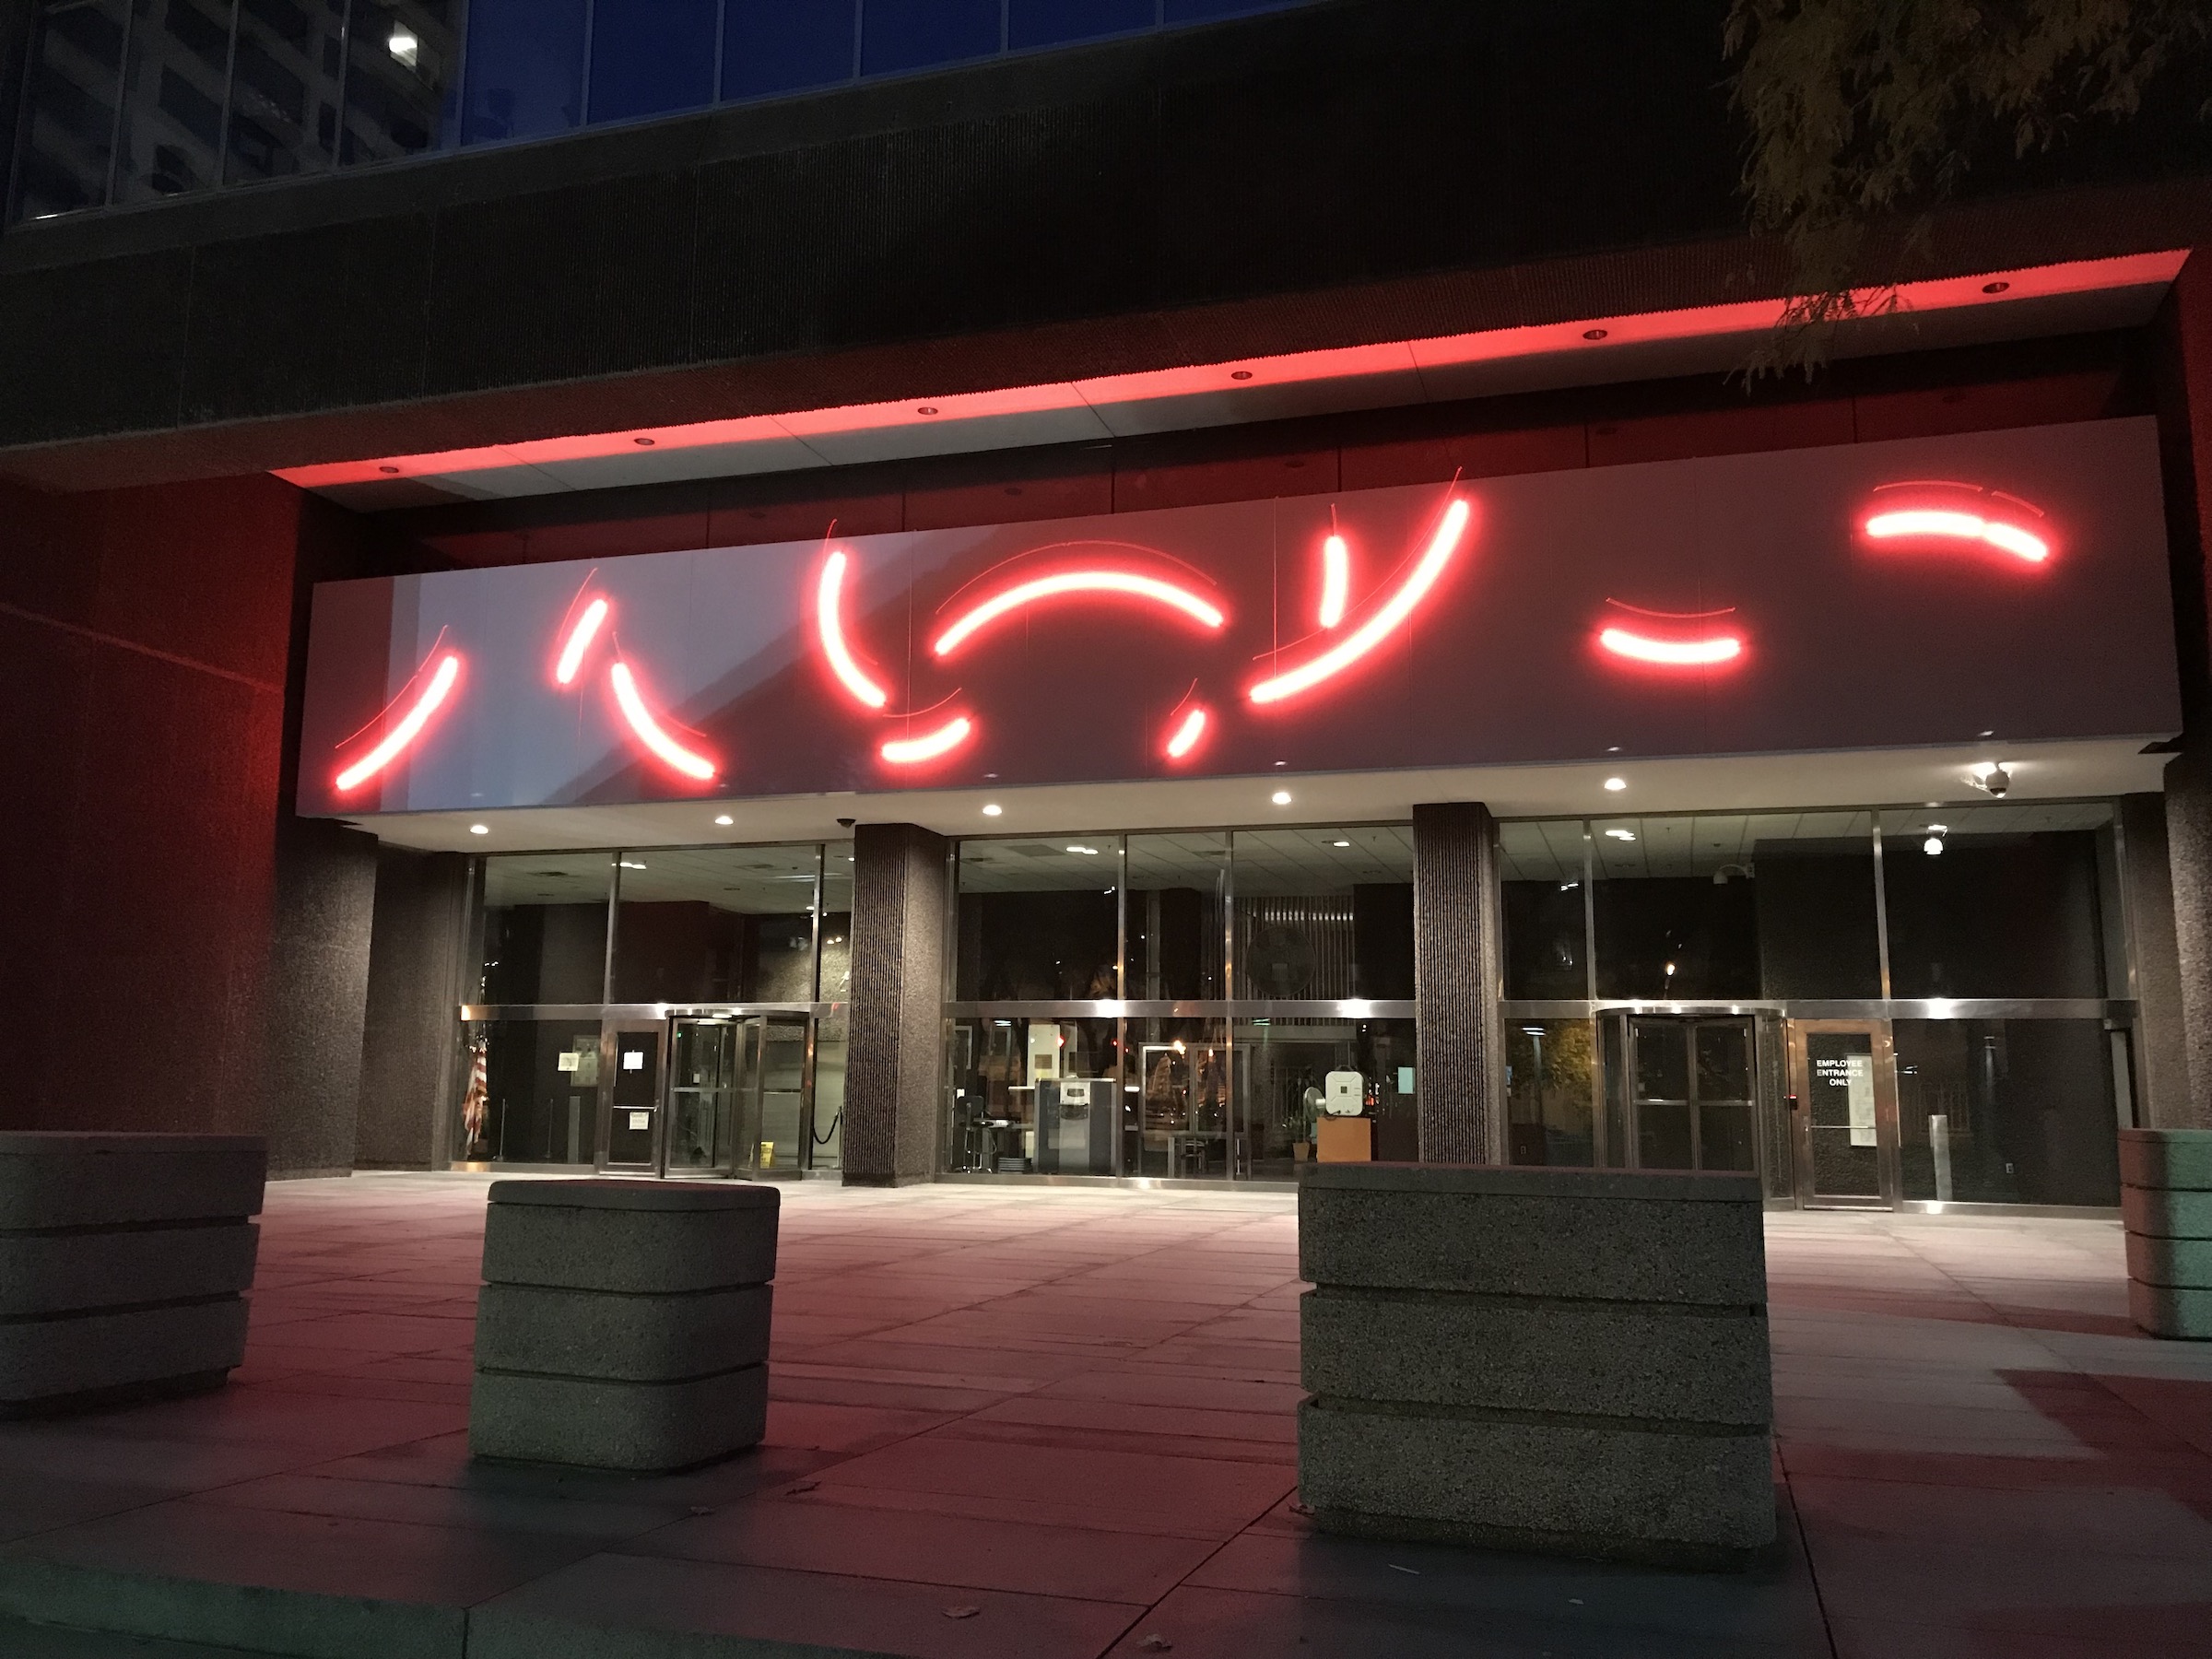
<box><xmin>1604</xmin><ymin>777</ymin><xmax>1627</xmax><ymax>791</ymax></box>
<box><xmin>1582</xmin><ymin>327</ymin><xmax>1608</xmax><ymax>341</ymax></box>
<box><xmin>468</xmin><ymin>823</ymin><xmax>489</xmax><ymax>835</ymax></box>
<box><xmin>619</xmin><ymin>860</ymin><xmax>648</xmax><ymax>870</ymax></box>
<box><xmin>1230</xmin><ymin>370</ymin><xmax>1253</xmax><ymax>381</ymax></box>
<box><xmin>1333</xmin><ymin>840</ymin><xmax>1350</xmax><ymax>848</ymax></box>
<box><xmin>1981</xmin><ymin>280</ymin><xmax>2009</xmax><ymax>294</ymax></box>
<box><xmin>1272</xmin><ymin>791</ymin><xmax>1292</xmax><ymax>806</ymax></box>
<box><xmin>982</xmin><ymin>804</ymin><xmax>1002</xmax><ymax>817</ymax></box>
<box><xmin>713</xmin><ymin>814</ymin><xmax>734</xmax><ymax>827</ymax></box>
<box><xmin>1606</xmin><ymin>829</ymin><xmax>1636</xmax><ymax>841</ymax></box>
<box><xmin>633</xmin><ymin>436</ymin><xmax>655</xmax><ymax>447</ymax></box>
<box><xmin>916</xmin><ymin>406</ymin><xmax>938</xmax><ymax>416</ymax></box>
<box><xmin>1066</xmin><ymin>844</ymin><xmax>1099</xmax><ymax>855</ymax></box>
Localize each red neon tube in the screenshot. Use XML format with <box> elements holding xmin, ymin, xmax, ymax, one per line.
<box><xmin>881</xmin><ymin>715</ymin><xmax>973</xmax><ymax>764</ymax></box>
<box><xmin>1249</xmin><ymin>498</ymin><xmax>1472</xmax><ymax>705</ymax></box>
<box><xmin>1318</xmin><ymin>534</ymin><xmax>1349</xmax><ymax>629</ymax></box>
<box><xmin>817</xmin><ymin>550</ymin><xmax>889</xmax><ymax>708</ymax></box>
<box><xmin>607</xmin><ymin>661</ymin><xmax>718</xmax><ymax>781</ymax></box>
<box><xmin>1165</xmin><ymin>706</ymin><xmax>1208</xmax><ymax>759</ymax></box>
<box><xmin>1864</xmin><ymin>509</ymin><xmax>2050</xmax><ymax>563</ymax></box>
<box><xmin>1598</xmin><ymin>627</ymin><xmax>1743</xmax><ymax>666</ymax></box>
<box><xmin>554</xmin><ymin>596</ymin><xmax>609</xmax><ymax>686</ymax></box>
<box><xmin>933</xmin><ymin>571</ymin><xmax>1224</xmax><ymax>656</ymax></box>
<box><xmin>335</xmin><ymin>652</ymin><xmax>462</xmax><ymax>793</ymax></box>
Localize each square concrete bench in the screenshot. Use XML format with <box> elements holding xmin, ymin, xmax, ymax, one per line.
<box><xmin>470</xmin><ymin>1179</ymin><xmax>779</xmax><ymax>1471</ymax></box>
<box><xmin>2121</xmin><ymin>1129</ymin><xmax>2212</xmax><ymax>1339</ymax></box>
<box><xmin>1298</xmin><ymin>1162</ymin><xmax>1773</xmax><ymax>1568</ymax></box>
<box><xmin>0</xmin><ymin>1132</ymin><xmax>266</xmax><ymax>1417</ymax></box>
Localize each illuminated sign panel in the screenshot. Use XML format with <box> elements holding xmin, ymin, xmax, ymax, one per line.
<box><xmin>298</xmin><ymin>418</ymin><xmax>2176</xmax><ymax>817</ymax></box>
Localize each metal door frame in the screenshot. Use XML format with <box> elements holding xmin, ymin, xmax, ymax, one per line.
<box><xmin>594</xmin><ymin>1018</ymin><xmax>670</xmax><ymax>1173</ymax></box>
<box><xmin>1620</xmin><ymin>1014</ymin><xmax>1760</xmax><ymax>1176</ymax></box>
<box><xmin>664</xmin><ymin>1014</ymin><xmax>744</xmax><ymax>1179</ymax></box>
<box><xmin>1784</xmin><ymin>1018</ymin><xmax>1901</xmax><ymax>1209</ymax></box>
<box><xmin>750</xmin><ymin>1013</ymin><xmax>814</xmax><ymax>1178</ymax></box>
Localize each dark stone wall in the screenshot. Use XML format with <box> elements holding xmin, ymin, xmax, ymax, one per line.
<box><xmin>357</xmin><ymin>846</ymin><xmax>472</xmax><ymax>1169</ymax></box>
<box><xmin>0</xmin><ymin>472</ymin><xmax>390</xmax><ymax>1171</ymax></box>
<box><xmin>844</xmin><ymin>822</ymin><xmax>948</xmax><ymax>1185</ymax></box>
<box><xmin>1413</xmin><ymin>801</ymin><xmax>1503</xmax><ymax>1163</ymax></box>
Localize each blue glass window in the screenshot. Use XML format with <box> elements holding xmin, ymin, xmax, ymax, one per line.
<box><xmin>860</xmin><ymin>0</ymin><xmax>999</xmax><ymax>76</ymax></box>
<box><xmin>722</xmin><ymin>0</ymin><xmax>854</xmax><ymax>99</ymax></box>
<box><xmin>461</xmin><ymin>0</ymin><xmax>586</xmax><ymax>146</ymax></box>
<box><xmin>1010</xmin><ymin>0</ymin><xmax>1154</xmax><ymax>48</ymax></box>
<box><xmin>1164</xmin><ymin>0</ymin><xmax>1276</xmax><ymax>18</ymax></box>
<box><xmin>589</xmin><ymin>0</ymin><xmax>718</xmax><ymax>123</ymax></box>
<box><xmin>339</xmin><ymin>1</ymin><xmax>462</xmax><ymax>164</ymax></box>
<box><xmin>12</xmin><ymin>0</ymin><xmax>130</xmax><ymax>219</ymax></box>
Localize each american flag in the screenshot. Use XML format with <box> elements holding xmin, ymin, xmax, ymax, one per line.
<box><xmin>462</xmin><ymin>1035</ymin><xmax>489</xmax><ymax>1155</ymax></box>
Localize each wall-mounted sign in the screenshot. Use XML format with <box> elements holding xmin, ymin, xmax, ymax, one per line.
<box><xmin>298</xmin><ymin>419</ymin><xmax>2175</xmax><ymax>817</ymax></box>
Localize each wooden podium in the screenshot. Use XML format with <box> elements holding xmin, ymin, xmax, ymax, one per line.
<box><xmin>1315</xmin><ymin>1116</ymin><xmax>1372</xmax><ymax>1163</ymax></box>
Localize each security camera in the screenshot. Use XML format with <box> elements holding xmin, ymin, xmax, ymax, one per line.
<box><xmin>1983</xmin><ymin>766</ymin><xmax>2010</xmax><ymax>798</ymax></box>
<box><xmin>836</xmin><ymin>817</ymin><xmax>856</xmax><ymax>829</ymax></box>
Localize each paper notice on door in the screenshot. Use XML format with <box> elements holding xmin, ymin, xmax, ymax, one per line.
<box><xmin>628</xmin><ymin>1111</ymin><xmax>651</xmax><ymax>1131</ymax></box>
<box><xmin>557</xmin><ymin>1052</ymin><xmax>581</xmax><ymax>1073</ymax></box>
<box><xmin>1845</xmin><ymin>1054</ymin><xmax>1876</xmax><ymax>1147</ymax></box>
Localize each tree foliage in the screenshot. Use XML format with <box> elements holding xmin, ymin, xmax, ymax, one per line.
<box><xmin>1725</xmin><ymin>0</ymin><xmax>2211</xmax><ymax>375</ymax></box>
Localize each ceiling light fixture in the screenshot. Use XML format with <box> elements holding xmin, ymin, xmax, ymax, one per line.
<box><xmin>1272</xmin><ymin>791</ymin><xmax>1292</xmax><ymax>806</ymax></box>
<box><xmin>1333</xmin><ymin>840</ymin><xmax>1350</xmax><ymax>848</ymax></box>
<box><xmin>1606</xmin><ymin>829</ymin><xmax>1636</xmax><ymax>841</ymax></box>
<box><xmin>468</xmin><ymin>823</ymin><xmax>488</xmax><ymax>835</ymax></box>
<box><xmin>982</xmin><ymin>804</ymin><xmax>1003</xmax><ymax>817</ymax></box>
<box><xmin>1604</xmin><ymin>777</ymin><xmax>1627</xmax><ymax>791</ymax></box>
<box><xmin>713</xmin><ymin>814</ymin><xmax>734</xmax><ymax>827</ymax></box>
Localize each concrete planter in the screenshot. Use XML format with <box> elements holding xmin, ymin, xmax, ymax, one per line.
<box><xmin>1298</xmin><ymin>1162</ymin><xmax>1773</xmax><ymax>1567</ymax></box>
<box><xmin>2120</xmin><ymin>1128</ymin><xmax>2212</xmax><ymax>1339</ymax></box>
<box><xmin>469</xmin><ymin>1179</ymin><xmax>779</xmax><ymax>1470</ymax></box>
<box><xmin>0</xmin><ymin>1132</ymin><xmax>266</xmax><ymax>1417</ymax></box>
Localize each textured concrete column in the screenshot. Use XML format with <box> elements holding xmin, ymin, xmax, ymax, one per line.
<box><xmin>1413</xmin><ymin>802</ymin><xmax>1504</xmax><ymax>1163</ymax></box>
<box><xmin>844</xmin><ymin>822</ymin><xmax>949</xmax><ymax>1185</ymax></box>
<box><xmin>2123</xmin><ymin>794</ymin><xmax>2193</xmax><ymax>1130</ymax></box>
<box><xmin>357</xmin><ymin>847</ymin><xmax>473</xmax><ymax>1168</ymax></box>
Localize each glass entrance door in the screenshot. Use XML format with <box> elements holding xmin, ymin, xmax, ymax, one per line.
<box><xmin>755</xmin><ymin>1018</ymin><xmax>810</xmax><ymax>1175</ymax></box>
<box><xmin>1624</xmin><ymin>1017</ymin><xmax>1759</xmax><ymax>1172</ymax></box>
<box><xmin>597</xmin><ymin>1022</ymin><xmax>666</xmax><ymax>1171</ymax></box>
<box><xmin>1787</xmin><ymin>1020</ymin><xmax>1900</xmax><ymax>1207</ymax></box>
<box><xmin>665</xmin><ymin>1018</ymin><xmax>740</xmax><ymax>1177</ymax></box>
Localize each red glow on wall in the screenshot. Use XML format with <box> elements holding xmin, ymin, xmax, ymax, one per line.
<box><xmin>607</xmin><ymin>661</ymin><xmax>718</xmax><ymax>782</ymax></box>
<box><xmin>1165</xmin><ymin>706</ymin><xmax>1208</xmax><ymax>759</ymax></box>
<box><xmin>335</xmin><ymin>650</ymin><xmax>462</xmax><ymax>793</ymax></box>
<box><xmin>1865</xmin><ymin>508</ymin><xmax>2051</xmax><ymax>563</ymax></box>
<box><xmin>817</xmin><ymin>549</ymin><xmax>890</xmax><ymax>708</ymax></box>
<box><xmin>1249</xmin><ymin>497</ymin><xmax>1472</xmax><ymax>706</ymax></box>
<box><xmin>554</xmin><ymin>595</ymin><xmax>609</xmax><ymax>685</ymax></box>
<box><xmin>881</xmin><ymin>715</ymin><xmax>974</xmax><ymax>765</ymax></box>
<box><xmin>1318</xmin><ymin>534</ymin><xmax>1350</xmax><ymax>629</ymax></box>
<box><xmin>933</xmin><ymin>570</ymin><xmax>1225</xmax><ymax>657</ymax></box>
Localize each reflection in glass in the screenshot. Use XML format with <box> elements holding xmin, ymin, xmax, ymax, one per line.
<box><xmin>1010</xmin><ymin>0</ymin><xmax>1153</xmax><ymax>48</ymax></box>
<box><xmin>1128</xmin><ymin>1018</ymin><xmax>1228</xmax><ymax>1177</ymax></box>
<box><xmin>111</xmin><ymin>0</ymin><xmax>233</xmax><ymax>205</ymax></box>
<box><xmin>1880</xmin><ymin>804</ymin><xmax>2111</xmax><ymax>999</ymax></box>
<box><xmin>13</xmin><ymin>0</ymin><xmax>130</xmax><ymax>219</ymax></box>
<box><xmin>459</xmin><ymin>1018</ymin><xmax>599</xmax><ymax>1163</ymax></box>
<box><xmin>1505</xmin><ymin>1018</ymin><xmax>1594</xmax><ymax>1166</ymax></box>
<box><xmin>1630</xmin><ymin>1016</ymin><xmax>1757</xmax><ymax>1173</ymax></box>
<box><xmin>665</xmin><ymin>1015</ymin><xmax>736</xmax><ymax>1173</ymax></box>
<box><xmin>1126</xmin><ymin>832</ymin><xmax>1225</xmax><ymax>1000</ymax></box>
<box><xmin>461</xmin><ymin>0</ymin><xmax>585</xmax><ymax>145</ymax></box>
<box><xmin>946</xmin><ymin>1016</ymin><xmax>1122</xmax><ymax>1174</ymax></box>
<box><xmin>1501</xmin><ymin>821</ymin><xmax>1587</xmax><ymax>999</ymax></box>
<box><xmin>1232</xmin><ymin>827</ymin><xmax>1413</xmax><ymax>1000</ymax></box>
<box><xmin>609</xmin><ymin>843</ymin><xmax>820</xmax><ymax>1004</ymax></box>
<box><xmin>477</xmin><ymin>853</ymin><xmax>612</xmax><ymax>1003</ymax></box>
<box><xmin>955</xmin><ymin>838</ymin><xmax>1119</xmax><ymax>1000</ymax></box>
<box><xmin>1895</xmin><ymin>1018</ymin><xmax>2118</xmax><ymax>1205</ymax></box>
<box><xmin>1237</xmin><ymin>1017</ymin><xmax>1415</xmax><ymax>1179</ymax></box>
<box><xmin>339</xmin><ymin>0</ymin><xmax>460</xmax><ymax>163</ymax></box>
<box><xmin>588</xmin><ymin>0</ymin><xmax>717</xmax><ymax>123</ymax></box>
<box><xmin>223</xmin><ymin>0</ymin><xmax>345</xmax><ymax>184</ymax></box>
<box><xmin>811</xmin><ymin>1013</ymin><xmax>847</xmax><ymax>1169</ymax></box>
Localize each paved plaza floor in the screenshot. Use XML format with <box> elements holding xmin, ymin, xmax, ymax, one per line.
<box><xmin>1</xmin><ymin>1175</ymin><xmax>2208</xmax><ymax>1657</ymax></box>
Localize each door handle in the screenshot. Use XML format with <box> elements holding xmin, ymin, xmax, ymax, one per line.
<box><xmin>1786</xmin><ymin>1093</ymin><xmax>1801</xmax><ymax>1112</ymax></box>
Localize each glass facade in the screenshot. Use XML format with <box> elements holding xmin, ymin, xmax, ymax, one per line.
<box><xmin>945</xmin><ymin>824</ymin><xmax>1417</xmax><ymax>1182</ymax></box>
<box><xmin>456</xmin><ymin>841</ymin><xmax>844</xmax><ymax>1173</ymax></box>
<box><xmin>9</xmin><ymin>0</ymin><xmax>1312</xmax><ymax>221</ymax></box>
<box><xmin>1500</xmin><ymin>801</ymin><xmax>2130</xmax><ymax>1209</ymax></box>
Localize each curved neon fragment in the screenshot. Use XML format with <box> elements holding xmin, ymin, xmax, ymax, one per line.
<box><xmin>934</xmin><ymin>571</ymin><xmax>1224</xmax><ymax>656</ymax></box>
<box><xmin>1599</xmin><ymin>628</ymin><xmax>1743</xmax><ymax>666</ymax></box>
<box><xmin>335</xmin><ymin>653</ymin><xmax>462</xmax><ymax>793</ymax></box>
<box><xmin>1165</xmin><ymin>706</ymin><xmax>1208</xmax><ymax>759</ymax></box>
<box><xmin>1318</xmin><ymin>534</ymin><xmax>1349</xmax><ymax>629</ymax></box>
<box><xmin>817</xmin><ymin>550</ymin><xmax>889</xmax><ymax>708</ymax></box>
<box><xmin>554</xmin><ymin>597</ymin><xmax>609</xmax><ymax>686</ymax></box>
<box><xmin>1865</xmin><ymin>509</ymin><xmax>2049</xmax><ymax>563</ymax></box>
<box><xmin>607</xmin><ymin>661</ymin><xmax>717</xmax><ymax>781</ymax></box>
<box><xmin>881</xmin><ymin>715</ymin><xmax>973</xmax><ymax>765</ymax></box>
<box><xmin>1249</xmin><ymin>498</ymin><xmax>1472</xmax><ymax>705</ymax></box>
